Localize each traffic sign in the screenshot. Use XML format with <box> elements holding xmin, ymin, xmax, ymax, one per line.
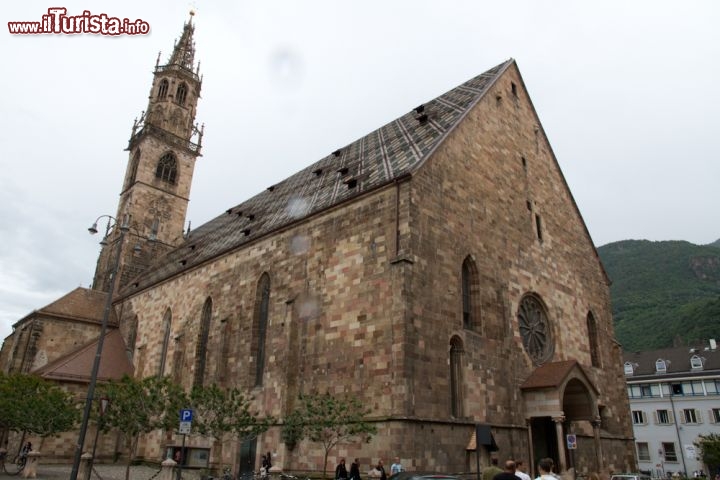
<box><xmin>179</xmin><ymin>421</ymin><xmax>191</xmax><ymax>434</ymax></box>
<box><xmin>566</xmin><ymin>434</ymin><xmax>577</xmax><ymax>450</ymax></box>
<box><xmin>180</xmin><ymin>409</ymin><xmax>193</xmax><ymax>422</ymax></box>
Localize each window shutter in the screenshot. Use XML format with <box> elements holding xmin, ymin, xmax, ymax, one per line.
<box><xmin>680</xmin><ymin>410</ymin><xmax>687</xmax><ymax>424</ymax></box>
<box><xmin>654</xmin><ymin>411</ymin><xmax>659</xmax><ymax>424</ymax></box>
<box><xmin>669</xmin><ymin>411</ymin><xmax>674</xmax><ymax>424</ymax></box>
<box><xmin>642</xmin><ymin>411</ymin><xmax>647</xmax><ymax>424</ymax></box>
<box><xmin>710</xmin><ymin>410</ymin><xmax>717</xmax><ymax>424</ymax></box>
<box><xmin>696</xmin><ymin>409</ymin><xmax>702</xmax><ymax>424</ymax></box>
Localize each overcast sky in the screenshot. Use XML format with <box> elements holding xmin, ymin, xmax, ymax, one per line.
<box><xmin>1</xmin><ymin>0</ymin><xmax>719</xmax><ymax>341</ymax></box>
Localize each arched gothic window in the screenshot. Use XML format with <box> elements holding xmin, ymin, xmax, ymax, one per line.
<box><xmin>158</xmin><ymin>79</ymin><xmax>169</xmax><ymax>100</ymax></box>
<box><xmin>449</xmin><ymin>336</ymin><xmax>464</xmax><ymax>417</ymax></box>
<box><xmin>461</xmin><ymin>256</ymin><xmax>480</xmax><ymax>331</ymax></box>
<box><xmin>176</xmin><ymin>83</ymin><xmax>187</xmax><ymax>106</ymax></box>
<box><xmin>159</xmin><ymin>309</ymin><xmax>172</xmax><ymax>376</ymax></box>
<box><xmin>587</xmin><ymin>311</ymin><xmax>601</xmax><ymax>367</ymax></box>
<box><xmin>253</xmin><ymin>273</ymin><xmax>270</xmax><ymax>387</ymax></box>
<box><xmin>155</xmin><ymin>152</ymin><xmax>177</xmax><ymax>184</ymax></box>
<box><xmin>193</xmin><ymin>298</ymin><xmax>212</xmax><ymax>388</ymax></box>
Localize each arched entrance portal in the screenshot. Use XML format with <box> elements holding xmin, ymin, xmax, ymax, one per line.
<box><xmin>521</xmin><ymin>360</ymin><xmax>603</xmax><ymax>476</ymax></box>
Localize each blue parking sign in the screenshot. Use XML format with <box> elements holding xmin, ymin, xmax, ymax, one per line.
<box><xmin>180</xmin><ymin>409</ymin><xmax>193</xmax><ymax>422</ymax></box>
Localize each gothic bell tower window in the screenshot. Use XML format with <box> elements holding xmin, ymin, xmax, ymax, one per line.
<box><xmin>156</xmin><ymin>152</ymin><xmax>178</xmax><ymax>184</ymax></box>
<box><xmin>176</xmin><ymin>83</ymin><xmax>188</xmax><ymax>106</ymax></box>
<box><xmin>158</xmin><ymin>79</ymin><xmax>169</xmax><ymax>100</ymax></box>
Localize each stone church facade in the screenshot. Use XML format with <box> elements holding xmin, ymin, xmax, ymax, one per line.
<box><xmin>1</xmin><ymin>17</ymin><xmax>635</xmax><ymax>477</ymax></box>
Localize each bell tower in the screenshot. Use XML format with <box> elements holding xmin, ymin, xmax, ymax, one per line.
<box><xmin>93</xmin><ymin>13</ymin><xmax>203</xmax><ymax>292</ymax></box>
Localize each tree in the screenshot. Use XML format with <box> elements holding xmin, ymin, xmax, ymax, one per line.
<box><xmin>98</xmin><ymin>375</ymin><xmax>186</xmax><ymax>480</ymax></box>
<box><xmin>0</xmin><ymin>373</ymin><xmax>79</xmax><ymax>450</ymax></box>
<box><xmin>695</xmin><ymin>434</ymin><xmax>720</xmax><ymax>475</ymax></box>
<box><xmin>189</xmin><ymin>384</ymin><xmax>273</xmax><ymax>442</ymax></box>
<box><xmin>282</xmin><ymin>393</ymin><xmax>377</xmax><ymax>479</ymax></box>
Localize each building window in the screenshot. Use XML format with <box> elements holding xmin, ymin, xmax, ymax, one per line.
<box><xmin>671</xmin><ymin>383</ymin><xmax>683</xmax><ymax>395</ymax></box>
<box><xmin>711</xmin><ymin>408</ymin><xmax>720</xmax><ymax>423</ymax></box>
<box><xmin>655</xmin><ymin>409</ymin><xmax>673</xmax><ymax>424</ymax></box>
<box><xmin>632</xmin><ymin>410</ymin><xmax>647</xmax><ymax>425</ymax></box>
<box><xmin>193</xmin><ymin>298</ymin><xmax>212</xmax><ymax>388</ymax></box>
<box><xmin>587</xmin><ymin>312</ymin><xmax>601</xmax><ymax>367</ymax></box>
<box><xmin>253</xmin><ymin>273</ymin><xmax>270</xmax><ymax>387</ymax></box>
<box><xmin>707</xmin><ymin>380</ymin><xmax>720</xmax><ymax>394</ymax></box>
<box><xmin>690</xmin><ymin>354</ymin><xmax>704</xmax><ymax>370</ymax></box>
<box><xmin>158</xmin><ymin>309</ymin><xmax>172</xmax><ymax>376</ymax></box>
<box><xmin>627</xmin><ymin>385</ymin><xmax>641</xmax><ymax>398</ymax></box>
<box><xmin>535</xmin><ymin>214</ymin><xmax>543</xmax><ymax>241</ymax></box>
<box><xmin>158</xmin><ymin>79</ymin><xmax>169</xmax><ymax>100</ymax></box>
<box><xmin>450</xmin><ymin>336</ymin><xmax>464</xmax><ymax>418</ymax></box>
<box><xmin>655</xmin><ymin>358</ymin><xmax>667</xmax><ymax>373</ymax></box>
<box><xmin>636</xmin><ymin>442</ymin><xmax>651</xmax><ymax>462</ymax></box>
<box><xmin>176</xmin><ymin>83</ymin><xmax>188</xmax><ymax>105</ymax></box>
<box><xmin>662</xmin><ymin>442</ymin><xmax>678</xmax><ymax>462</ymax></box>
<box><xmin>518</xmin><ymin>294</ymin><xmax>554</xmax><ymax>365</ymax></box>
<box><xmin>681</xmin><ymin>408</ymin><xmax>701</xmax><ymax>424</ymax></box>
<box><xmin>461</xmin><ymin>256</ymin><xmax>479</xmax><ymax>331</ymax></box>
<box><xmin>624</xmin><ymin>362</ymin><xmax>634</xmax><ymax>376</ymax></box>
<box><xmin>156</xmin><ymin>152</ymin><xmax>178</xmax><ymax>184</ymax></box>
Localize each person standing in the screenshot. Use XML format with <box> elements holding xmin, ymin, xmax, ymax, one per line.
<box><xmin>336</xmin><ymin>458</ymin><xmax>349</xmax><ymax>480</ymax></box>
<box><xmin>350</xmin><ymin>458</ymin><xmax>362</xmax><ymax>480</ymax></box>
<box><xmin>535</xmin><ymin>458</ymin><xmax>556</xmax><ymax>480</ymax></box>
<box><xmin>492</xmin><ymin>460</ymin><xmax>521</xmax><ymax>480</ymax></box>
<box><xmin>515</xmin><ymin>461</ymin><xmax>531</xmax><ymax>480</ymax></box>
<box><xmin>391</xmin><ymin>457</ymin><xmax>404</xmax><ymax>476</ymax></box>
<box><xmin>376</xmin><ymin>459</ymin><xmax>387</xmax><ymax>480</ymax></box>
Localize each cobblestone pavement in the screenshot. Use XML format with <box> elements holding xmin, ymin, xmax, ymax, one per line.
<box><xmin>0</xmin><ymin>463</ymin><xmax>196</xmax><ymax>480</ymax></box>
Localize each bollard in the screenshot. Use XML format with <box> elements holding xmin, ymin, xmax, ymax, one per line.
<box><xmin>22</xmin><ymin>451</ymin><xmax>42</xmax><ymax>479</ymax></box>
<box><xmin>160</xmin><ymin>457</ymin><xmax>178</xmax><ymax>480</ymax></box>
<box><xmin>80</xmin><ymin>452</ymin><xmax>93</xmax><ymax>480</ymax></box>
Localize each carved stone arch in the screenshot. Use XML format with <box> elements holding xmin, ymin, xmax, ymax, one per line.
<box><xmin>449</xmin><ymin>335</ymin><xmax>465</xmax><ymax>418</ymax></box>
<box><xmin>517</xmin><ymin>292</ymin><xmax>554</xmax><ymax>365</ymax></box>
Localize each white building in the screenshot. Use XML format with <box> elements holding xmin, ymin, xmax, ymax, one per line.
<box><xmin>624</xmin><ymin>339</ymin><xmax>720</xmax><ymax>477</ymax></box>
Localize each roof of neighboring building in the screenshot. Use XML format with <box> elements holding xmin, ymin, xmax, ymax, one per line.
<box><xmin>33</xmin><ymin>329</ymin><xmax>133</xmax><ymax>383</ymax></box>
<box><xmin>12</xmin><ymin>287</ymin><xmax>117</xmax><ymax>329</ymax></box>
<box><xmin>623</xmin><ymin>340</ymin><xmax>720</xmax><ymax>380</ymax></box>
<box><xmin>122</xmin><ymin>59</ymin><xmax>514</xmax><ymax>293</ymax></box>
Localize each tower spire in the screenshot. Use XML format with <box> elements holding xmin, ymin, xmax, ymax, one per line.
<box><xmin>168</xmin><ymin>11</ymin><xmax>196</xmax><ymax>71</ymax></box>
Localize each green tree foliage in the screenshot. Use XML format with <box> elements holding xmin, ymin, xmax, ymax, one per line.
<box><xmin>98</xmin><ymin>375</ymin><xmax>186</xmax><ymax>480</ymax></box>
<box><xmin>282</xmin><ymin>393</ymin><xmax>377</xmax><ymax>479</ymax></box>
<box><xmin>694</xmin><ymin>433</ymin><xmax>720</xmax><ymax>474</ymax></box>
<box><xmin>188</xmin><ymin>384</ymin><xmax>273</xmax><ymax>441</ymax></box>
<box><xmin>598</xmin><ymin>240</ymin><xmax>720</xmax><ymax>350</ymax></box>
<box><xmin>0</xmin><ymin>372</ymin><xmax>78</xmax><ymax>437</ymax></box>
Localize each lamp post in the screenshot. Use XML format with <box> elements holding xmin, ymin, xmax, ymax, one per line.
<box><xmin>69</xmin><ymin>215</ymin><xmax>128</xmax><ymax>480</ymax></box>
<box><xmin>89</xmin><ymin>395</ymin><xmax>110</xmax><ymax>473</ymax></box>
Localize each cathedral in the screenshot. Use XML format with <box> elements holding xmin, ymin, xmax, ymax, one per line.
<box><xmin>1</xmin><ymin>16</ymin><xmax>636</xmax><ymax>477</ymax></box>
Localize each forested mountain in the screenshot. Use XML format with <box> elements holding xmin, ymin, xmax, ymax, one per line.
<box><xmin>597</xmin><ymin>239</ymin><xmax>720</xmax><ymax>351</ymax></box>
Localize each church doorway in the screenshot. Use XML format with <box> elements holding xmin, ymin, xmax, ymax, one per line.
<box><xmin>237</xmin><ymin>438</ymin><xmax>257</xmax><ymax>480</ymax></box>
<box><xmin>530</xmin><ymin>417</ymin><xmax>558</xmax><ymax>471</ymax></box>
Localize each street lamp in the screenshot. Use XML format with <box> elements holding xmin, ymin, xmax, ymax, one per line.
<box><xmin>89</xmin><ymin>395</ymin><xmax>110</xmax><ymax>473</ymax></box>
<box><xmin>69</xmin><ymin>215</ymin><xmax>129</xmax><ymax>480</ymax></box>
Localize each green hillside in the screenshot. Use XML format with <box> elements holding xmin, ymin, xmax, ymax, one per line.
<box><xmin>597</xmin><ymin>239</ymin><xmax>720</xmax><ymax>351</ymax></box>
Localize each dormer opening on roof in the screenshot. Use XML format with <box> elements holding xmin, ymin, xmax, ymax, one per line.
<box><xmin>236</xmin><ymin>211</ymin><xmax>243</xmax><ymax>217</ymax></box>
<box><xmin>623</xmin><ymin>362</ymin><xmax>635</xmax><ymax>376</ymax></box>
<box><xmin>243</xmin><ymin>228</ymin><xmax>251</xmax><ymax>236</ymax></box>
<box><xmin>247</xmin><ymin>214</ymin><xmax>255</xmax><ymax>221</ymax></box>
<box><xmin>690</xmin><ymin>354</ymin><xmax>704</xmax><ymax>370</ymax></box>
<box><xmin>332</xmin><ymin>149</ymin><xmax>342</xmax><ymax>157</ymax></box>
<box><xmin>267</xmin><ymin>186</ymin><xmax>275</xmax><ymax>192</ymax></box>
<box><xmin>313</xmin><ymin>168</ymin><xmax>323</xmax><ymax>177</ymax></box>
<box><xmin>655</xmin><ymin>358</ymin><xmax>667</xmax><ymax>373</ymax></box>
<box><xmin>226</xmin><ymin>208</ymin><xmax>233</xmax><ymax>214</ymax></box>
<box><xmin>416</xmin><ymin>113</ymin><xmax>428</xmax><ymax>124</ymax></box>
<box><xmin>345</xmin><ymin>178</ymin><xmax>358</xmax><ymax>189</ymax></box>
<box><xmin>414</xmin><ymin>105</ymin><xmax>424</xmax><ymax>114</ymax></box>
<box><xmin>337</xmin><ymin>167</ymin><xmax>349</xmax><ymax>176</ymax></box>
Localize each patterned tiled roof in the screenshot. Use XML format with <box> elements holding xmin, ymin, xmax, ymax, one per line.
<box><xmin>14</xmin><ymin>287</ymin><xmax>116</xmax><ymax>327</ymax></box>
<box><xmin>33</xmin><ymin>329</ymin><xmax>133</xmax><ymax>383</ymax></box>
<box><xmin>623</xmin><ymin>341</ymin><xmax>720</xmax><ymax>379</ymax></box>
<box><xmin>125</xmin><ymin>60</ymin><xmax>513</xmax><ymax>293</ymax></box>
